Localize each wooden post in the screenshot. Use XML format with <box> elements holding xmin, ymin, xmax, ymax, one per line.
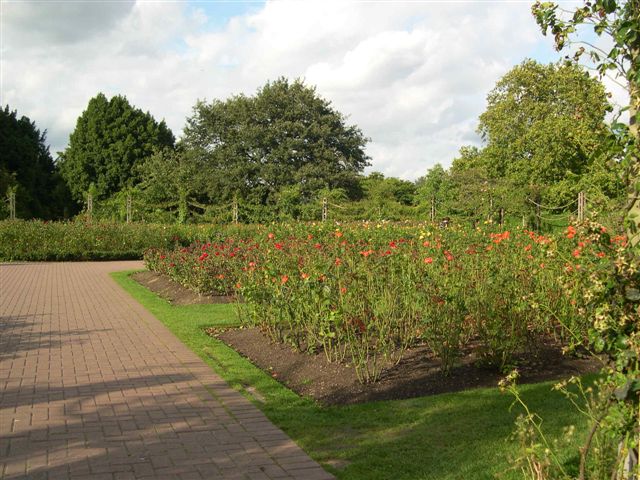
<box><xmin>232</xmin><ymin>198</ymin><xmax>239</xmax><ymax>225</ymax></box>
<box><xmin>126</xmin><ymin>194</ymin><xmax>132</xmax><ymax>223</ymax></box>
<box><xmin>430</xmin><ymin>197</ymin><xmax>435</xmax><ymax>223</ymax></box>
<box><xmin>322</xmin><ymin>197</ymin><xmax>328</xmax><ymax>222</ymax></box>
<box><xmin>499</xmin><ymin>208</ymin><xmax>504</xmax><ymax>227</ymax></box>
<box><xmin>87</xmin><ymin>193</ymin><xmax>93</xmax><ymax>222</ymax></box>
<box><xmin>577</xmin><ymin>191</ymin><xmax>586</xmax><ymax>222</ymax></box>
<box><xmin>8</xmin><ymin>191</ymin><xmax>16</xmax><ymax>220</ymax></box>
<box><xmin>536</xmin><ymin>202</ymin><xmax>541</xmax><ymax>232</ymax></box>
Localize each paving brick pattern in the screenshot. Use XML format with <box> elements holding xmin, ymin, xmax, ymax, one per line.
<box><xmin>0</xmin><ymin>262</ymin><xmax>334</xmax><ymax>480</ymax></box>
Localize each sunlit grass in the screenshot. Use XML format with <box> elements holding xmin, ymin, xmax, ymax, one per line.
<box><xmin>112</xmin><ymin>270</ymin><xmax>594</xmax><ymax>479</ymax></box>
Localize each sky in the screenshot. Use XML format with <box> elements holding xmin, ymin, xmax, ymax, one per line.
<box><xmin>0</xmin><ymin>0</ymin><xmax>628</xmax><ymax>180</ymax></box>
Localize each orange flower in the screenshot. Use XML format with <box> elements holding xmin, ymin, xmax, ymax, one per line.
<box><xmin>281</xmin><ymin>275</ymin><xmax>289</xmax><ymax>284</ymax></box>
<box><xmin>566</xmin><ymin>226</ymin><xmax>576</xmax><ymax>239</ymax></box>
<box><xmin>301</xmin><ymin>273</ymin><xmax>310</xmax><ymax>280</ymax></box>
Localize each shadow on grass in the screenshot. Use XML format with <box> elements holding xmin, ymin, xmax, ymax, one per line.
<box><xmin>112</xmin><ymin>270</ymin><xmax>592</xmax><ymax>480</ymax></box>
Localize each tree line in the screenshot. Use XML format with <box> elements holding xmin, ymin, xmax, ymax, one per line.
<box><xmin>0</xmin><ymin>61</ymin><xmax>627</xmax><ymax>226</ymax></box>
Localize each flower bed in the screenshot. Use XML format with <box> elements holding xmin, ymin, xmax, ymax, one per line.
<box><xmin>144</xmin><ymin>222</ymin><xmax>617</xmax><ymax>383</ymax></box>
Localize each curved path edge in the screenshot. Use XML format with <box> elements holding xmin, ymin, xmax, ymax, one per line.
<box><xmin>0</xmin><ymin>262</ymin><xmax>334</xmax><ymax>480</ymax></box>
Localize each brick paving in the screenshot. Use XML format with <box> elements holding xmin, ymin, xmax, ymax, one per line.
<box><xmin>0</xmin><ymin>262</ymin><xmax>334</xmax><ymax>480</ymax></box>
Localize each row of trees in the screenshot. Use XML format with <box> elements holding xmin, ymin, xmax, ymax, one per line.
<box><xmin>0</xmin><ymin>61</ymin><xmax>627</xmax><ymax>226</ymax></box>
<box><xmin>417</xmin><ymin>61</ymin><xmax>625</xmax><ymax>226</ymax></box>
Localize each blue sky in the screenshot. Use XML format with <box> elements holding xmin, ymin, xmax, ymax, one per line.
<box><xmin>1</xmin><ymin>0</ymin><xmax>626</xmax><ymax>180</ymax></box>
<box><xmin>192</xmin><ymin>0</ymin><xmax>265</xmax><ymax>28</ymax></box>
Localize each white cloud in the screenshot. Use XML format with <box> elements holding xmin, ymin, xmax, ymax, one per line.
<box><xmin>2</xmin><ymin>0</ymin><xmax>622</xmax><ymax>180</ymax></box>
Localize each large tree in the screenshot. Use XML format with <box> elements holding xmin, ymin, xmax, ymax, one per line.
<box><xmin>0</xmin><ymin>106</ymin><xmax>70</xmax><ymax>219</ymax></box>
<box><xmin>478</xmin><ymin>59</ymin><xmax>613</xmax><ymax>201</ymax></box>
<box><xmin>58</xmin><ymin>93</ymin><xmax>175</xmax><ymax>202</ymax></box>
<box><xmin>533</xmin><ymin>0</ymin><xmax>639</xmax><ymax>238</ymax></box>
<box><xmin>182</xmin><ymin>78</ymin><xmax>370</xmax><ymax>206</ymax></box>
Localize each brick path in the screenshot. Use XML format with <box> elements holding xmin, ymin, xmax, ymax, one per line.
<box><xmin>0</xmin><ymin>262</ymin><xmax>334</xmax><ymax>480</ymax></box>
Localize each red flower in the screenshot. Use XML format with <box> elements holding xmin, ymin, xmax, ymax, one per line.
<box><xmin>314</xmin><ymin>243</ymin><xmax>322</xmax><ymax>250</ymax></box>
<box><xmin>424</xmin><ymin>257</ymin><xmax>433</xmax><ymax>264</ymax></box>
<box><xmin>301</xmin><ymin>273</ymin><xmax>310</xmax><ymax>280</ymax></box>
<box><xmin>566</xmin><ymin>226</ymin><xmax>576</xmax><ymax>239</ymax></box>
<box><xmin>596</xmin><ymin>251</ymin><xmax>606</xmax><ymax>258</ymax></box>
<box><xmin>281</xmin><ymin>275</ymin><xmax>289</xmax><ymax>284</ymax></box>
<box><xmin>360</xmin><ymin>249</ymin><xmax>374</xmax><ymax>257</ymax></box>
<box><xmin>199</xmin><ymin>253</ymin><xmax>208</xmax><ymax>261</ymax></box>
<box><xmin>444</xmin><ymin>251</ymin><xmax>454</xmax><ymax>261</ymax></box>
<box><xmin>389</xmin><ymin>241</ymin><xmax>397</xmax><ymax>248</ymax></box>
<box><xmin>340</xmin><ymin>287</ymin><xmax>347</xmax><ymax>294</ymax></box>
<box><xmin>572</xmin><ymin>249</ymin><xmax>580</xmax><ymax>258</ymax></box>
<box><xmin>275</xmin><ymin>243</ymin><xmax>284</xmax><ymax>250</ymax></box>
<box><xmin>268</xmin><ymin>233</ymin><xmax>275</xmax><ymax>239</ymax></box>
<box><xmin>335</xmin><ymin>258</ymin><xmax>342</xmax><ymax>266</ymax></box>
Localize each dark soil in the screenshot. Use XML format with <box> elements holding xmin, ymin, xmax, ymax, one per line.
<box><xmin>210</xmin><ymin>327</ymin><xmax>601</xmax><ymax>406</ymax></box>
<box><xmin>132</xmin><ymin>270</ymin><xmax>236</xmax><ymax>305</ymax></box>
<box><xmin>133</xmin><ymin>271</ymin><xmax>600</xmax><ymax>406</ymax></box>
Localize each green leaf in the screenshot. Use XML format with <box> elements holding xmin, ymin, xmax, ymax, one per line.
<box><xmin>602</xmin><ymin>0</ymin><xmax>616</xmax><ymax>14</ymax></box>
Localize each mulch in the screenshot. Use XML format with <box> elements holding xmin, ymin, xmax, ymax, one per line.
<box><xmin>133</xmin><ymin>270</ymin><xmax>601</xmax><ymax>406</ymax></box>
<box><xmin>210</xmin><ymin>327</ymin><xmax>600</xmax><ymax>406</ymax></box>
<box><xmin>132</xmin><ymin>270</ymin><xmax>235</xmax><ymax>305</ymax></box>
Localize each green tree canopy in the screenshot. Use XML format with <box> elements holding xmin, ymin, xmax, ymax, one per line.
<box><xmin>58</xmin><ymin>93</ymin><xmax>175</xmax><ymax>202</ymax></box>
<box><xmin>0</xmin><ymin>105</ymin><xmax>70</xmax><ymax>219</ymax></box>
<box><xmin>478</xmin><ymin>60</ymin><xmax>612</xmax><ymax>195</ymax></box>
<box><xmin>533</xmin><ymin>0</ymin><xmax>639</xmax><ymax>238</ymax></box>
<box><xmin>182</xmin><ymin>78</ymin><xmax>370</xmax><ymax>206</ymax></box>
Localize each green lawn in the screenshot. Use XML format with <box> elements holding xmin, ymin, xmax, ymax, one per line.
<box><xmin>112</xmin><ymin>270</ymin><xmax>592</xmax><ymax>480</ymax></box>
